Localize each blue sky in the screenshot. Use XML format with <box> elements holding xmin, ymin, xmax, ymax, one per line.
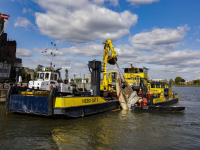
<box><xmin>1</xmin><ymin>0</ymin><xmax>200</xmax><ymax>81</ymax></box>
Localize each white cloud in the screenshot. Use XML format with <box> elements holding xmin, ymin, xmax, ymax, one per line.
<box><xmin>14</xmin><ymin>17</ymin><xmax>33</xmax><ymax>28</ymax></box>
<box><xmin>60</xmin><ymin>43</ymin><xmax>103</xmax><ymax>57</ymax></box>
<box><xmin>34</xmin><ymin>0</ymin><xmax>138</xmax><ymax>43</ymax></box>
<box><xmin>126</xmin><ymin>0</ymin><xmax>159</xmax><ymax>5</ymax></box>
<box><xmin>107</xmin><ymin>0</ymin><xmax>119</xmax><ymax>6</ymax></box>
<box><xmin>143</xmin><ymin>49</ymin><xmax>200</xmax><ymax>65</ymax></box>
<box><xmin>91</xmin><ymin>0</ymin><xmax>118</xmax><ymax>6</ymax></box>
<box><xmin>195</xmin><ymin>39</ymin><xmax>200</xmax><ymax>43</ymax></box>
<box><xmin>127</xmin><ymin>25</ymin><xmax>190</xmax><ymax>54</ymax></box>
<box><xmin>16</xmin><ymin>48</ymin><xmax>33</xmax><ymax>57</ymax></box>
<box><xmin>22</xmin><ymin>8</ymin><xmax>33</xmax><ymax>13</ymax></box>
<box><xmin>115</xmin><ymin>44</ymin><xmax>141</xmax><ymax>57</ymax></box>
<box><xmin>129</xmin><ymin>25</ymin><xmax>190</xmax><ymax>46</ymax></box>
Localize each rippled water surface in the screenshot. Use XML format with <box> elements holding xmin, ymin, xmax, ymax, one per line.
<box><xmin>1</xmin><ymin>86</ymin><xmax>200</xmax><ymax>149</ymax></box>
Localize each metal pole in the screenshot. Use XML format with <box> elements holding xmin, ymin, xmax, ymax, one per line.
<box><xmin>51</xmin><ymin>42</ymin><xmax>53</xmax><ymax>68</ymax></box>
<box><xmin>83</xmin><ymin>74</ymin><xmax>85</xmax><ymax>92</ymax></box>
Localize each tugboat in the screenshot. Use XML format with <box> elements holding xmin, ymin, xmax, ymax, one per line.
<box><xmin>147</xmin><ymin>79</ymin><xmax>178</xmax><ymax>106</ymax></box>
<box><xmin>122</xmin><ymin>63</ymin><xmax>180</xmax><ymax>106</ymax></box>
<box><xmin>5</xmin><ymin>60</ymin><xmax>120</xmax><ymax>117</ymax></box>
<box><xmin>115</xmin><ymin>63</ymin><xmax>185</xmax><ymax>112</ymax></box>
<box><xmin>28</xmin><ymin>66</ymin><xmax>74</xmax><ymax>94</ymax></box>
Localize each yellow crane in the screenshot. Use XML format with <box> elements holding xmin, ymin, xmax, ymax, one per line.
<box><xmin>100</xmin><ymin>39</ymin><xmax>117</xmax><ymax>96</ymax></box>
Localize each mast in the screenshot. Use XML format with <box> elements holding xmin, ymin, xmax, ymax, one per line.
<box><xmin>50</xmin><ymin>42</ymin><xmax>58</xmax><ymax>69</ymax></box>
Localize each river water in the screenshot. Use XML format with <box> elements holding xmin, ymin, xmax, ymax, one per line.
<box><xmin>0</xmin><ymin>86</ymin><xmax>200</xmax><ymax>150</ymax></box>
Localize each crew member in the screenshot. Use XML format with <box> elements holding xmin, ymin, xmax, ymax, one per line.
<box><xmin>138</xmin><ymin>89</ymin><xmax>143</xmax><ymax>97</ymax></box>
<box><xmin>110</xmin><ymin>86</ymin><xmax>114</xmax><ymax>98</ymax></box>
<box><xmin>147</xmin><ymin>90</ymin><xmax>151</xmax><ymax>100</ymax></box>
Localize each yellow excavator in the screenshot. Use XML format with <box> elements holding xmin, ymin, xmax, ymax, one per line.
<box><xmin>100</xmin><ymin>39</ymin><xmax>117</xmax><ymax>97</ymax></box>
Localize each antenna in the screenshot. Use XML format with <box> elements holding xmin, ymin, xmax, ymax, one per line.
<box><xmin>128</xmin><ymin>62</ymin><xmax>134</xmax><ymax>68</ymax></box>
<box><xmin>50</xmin><ymin>42</ymin><xmax>58</xmax><ymax>69</ymax></box>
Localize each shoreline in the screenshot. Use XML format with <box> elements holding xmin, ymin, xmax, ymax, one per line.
<box><xmin>172</xmin><ymin>84</ymin><xmax>200</xmax><ymax>87</ymax></box>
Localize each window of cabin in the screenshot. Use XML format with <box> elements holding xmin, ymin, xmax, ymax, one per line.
<box><xmin>54</xmin><ymin>74</ymin><xmax>57</xmax><ymax>80</ymax></box>
<box><xmin>50</xmin><ymin>73</ymin><xmax>57</xmax><ymax>81</ymax></box>
<box><xmin>139</xmin><ymin>68</ymin><xmax>143</xmax><ymax>73</ymax></box>
<box><xmin>151</xmin><ymin>84</ymin><xmax>155</xmax><ymax>88</ymax></box>
<box><xmin>50</xmin><ymin>74</ymin><xmax>53</xmax><ymax>80</ymax></box>
<box><xmin>40</xmin><ymin>73</ymin><xmax>44</xmax><ymax>79</ymax></box>
<box><xmin>129</xmin><ymin>68</ymin><xmax>134</xmax><ymax>73</ymax></box>
<box><xmin>161</xmin><ymin>84</ymin><xmax>165</xmax><ymax>88</ymax></box>
<box><xmin>143</xmin><ymin>68</ymin><xmax>148</xmax><ymax>74</ymax></box>
<box><xmin>124</xmin><ymin>68</ymin><xmax>128</xmax><ymax>73</ymax></box>
<box><xmin>45</xmin><ymin>73</ymin><xmax>49</xmax><ymax>80</ymax></box>
<box><xmin>37</xmin><ymin>73</ymin><xmax>44</xmax><ymax>79</ymax></box>
<box><xmin>134</xmin><ymin>68</ymin><xmax>138</xmax><ymax>73</ymax></box>
<box><xmin>156</xmin><ymin>84</ymin><xmax>160</xmax><ymax>88</ymax></box>
<box><xmin>112</xmin><ymin>72</ymin><xmax>116</xmax><ymax>82</ymax></box>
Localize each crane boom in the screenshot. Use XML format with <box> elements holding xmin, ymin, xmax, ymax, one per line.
<box><xmin>101</xmin><ymin>39</ymin><xmax>117</xmax><ymax>91</ymax></box>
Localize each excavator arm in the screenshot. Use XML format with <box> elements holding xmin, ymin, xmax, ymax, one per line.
<box><xmin>101</xmin><ymin>39</ymin><xmax>117</xmax><ymax>91</ymax></box>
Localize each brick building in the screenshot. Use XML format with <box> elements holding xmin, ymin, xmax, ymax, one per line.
<box><xmin>0</xmin><ymin>13</ymin><xmax>23</xmax><ymax>82</ymax></box>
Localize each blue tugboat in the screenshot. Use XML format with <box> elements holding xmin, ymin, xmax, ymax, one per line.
<box><xmin>5</xmin><ymin>60</ymin><xmax>120</xmax><ymax>117</ymax></box>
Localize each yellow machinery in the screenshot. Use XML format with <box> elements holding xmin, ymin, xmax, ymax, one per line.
<box><xmin>100</xmin><ymin>39</ymin><xmax>117</xmax><ymax>96</ymax></box>
<box><xmin>147</xmin><ymin>80</ymin><xmax>178</xmax><ymax>104</ymax></box>
<box><xmin>123</xmin><ymin>64</ymin><xmax>149</xmax><ymax>92</ymax></box>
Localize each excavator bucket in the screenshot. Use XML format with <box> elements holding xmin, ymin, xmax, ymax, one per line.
<box><xmin>108</xmin><ymin>56</ymin><xmax>117</xmax><ymax>65</ymax></box>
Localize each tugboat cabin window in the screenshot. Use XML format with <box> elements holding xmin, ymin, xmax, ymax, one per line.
<box><xmin>45</xmin><ymin>73</ymin><xmax>49</xmax><ymax>80</ymax></box>
<box><xmin>50</xmin><ymin>73</ymin><xmax>58</xmax><ymax>81</ymax></box>
<box><xmin>124</xmin><ymin>68</ymin><xmax>128</xmax><ymax>73</ymax></box>
<box><xmin>37</xmin><ymin>73</ymin><xmax>44</xmax><ymax>79</ymax></box>
<box><xmin>139</xmin><ymin>68</ymin><xmax>143</xmax><ymax>73</ymax></box>
<box><xmin>112</xmin><ymin>72</ymin><xmax>116</xmax><ymax>82</ymax></box>
<box><xmin>151</xmin><ymin>84</ymin><xmax>155</xmax><ymax>88</ymax></box>
<box><xmin>156</xmin><ymin>84</ymin><xmax>160</xmax><ymax>88</ymax></box>
<box><xmin>161</xmin><ymin>84</ymin><xmax>165</xmax><ymax>88</ymax></box>
<box><xmin>143</xmin><ymin>68</ymin><xmax>148</xmax><ymax>74</ymax></box>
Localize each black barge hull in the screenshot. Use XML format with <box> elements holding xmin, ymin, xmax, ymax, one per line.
<box><xmin>132</xmin><ymin>105</ymin><xmax>185</xmax><ymax>112</ymax></box>
<box><xmin>153</xmin><ymin>98</ymin><xmax>178</xmax><ymax>106</ymax></box>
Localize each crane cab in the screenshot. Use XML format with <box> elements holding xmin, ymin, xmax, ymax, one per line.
<box><xmin>123</xmin><ymin>66</ymin><xmax>149</xmax><ymax>92</ymax></box>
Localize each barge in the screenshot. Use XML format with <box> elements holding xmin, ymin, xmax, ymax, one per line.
<box><xmin>5</xmin><ymin>60</ymin><xmax>120</xmax><ymax>117</ymax></box>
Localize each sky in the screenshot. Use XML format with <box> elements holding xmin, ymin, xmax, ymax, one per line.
<box><xmin>1</xmin><ymin>0</ymin><xmax>200</xmax><ymax>81</ymax></box>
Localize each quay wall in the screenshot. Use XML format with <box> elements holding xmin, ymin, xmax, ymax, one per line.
<box><xmin>0</xmin><ymin>83</ymin><xmax>28</xmax><ymax>103</ymax></box>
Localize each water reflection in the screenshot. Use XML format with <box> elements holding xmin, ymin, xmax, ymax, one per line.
<box><xmin>51</xmin><ymin>113</ymin><xmax>124</xmax><ymax>149</ymax></box>
<box><xmin>1</xmin><ymin>86</ymin><xmax>200</xmax><ymax>149</ymax></box>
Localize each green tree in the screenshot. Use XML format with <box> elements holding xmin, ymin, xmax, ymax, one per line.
<box><xmin>193</xmin><ymin>80</ymin><xmax>197</xmax><ymax>84</ymax></box>
<box><xmin>196</xmin><ymin>80</ymin><xmax>200</xmax><ymax>85</ymax></box>
<box><xmin>164</xmin><ymin>79</ymin><xmax>168</xmax><ymax>82</ymax></box>
<box><xmin>175</xmin><ymin>77</ymin><xmax>182</xmax><ymax>84</ymax></box>
<box><xmin>85</xmin><ymin>78</ymin><xmax>89</xmax><ymax>83</ymax></box>
<box><xmin>22</xmin><ymin>69</ymin><xmax>28</xmax><ymax>82</ymax></box>
<box><xmin>169</xmin><ymin>78</ymin><xmax>174</xmax><ymax>84</ymax></box>
<box><xmin>181</xmin><ymin>79</ymin><xmax>185</xmax><ymax>82</ymax></box>
<box><xmin>75</xmin><ymin>78</ymin><xmax>82</xmax><ymax>83</ymax></box>
<box><xmin>34</xmin><ymin>64</ymin><xmax>43</xmax><ymax>78</ymax></box>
